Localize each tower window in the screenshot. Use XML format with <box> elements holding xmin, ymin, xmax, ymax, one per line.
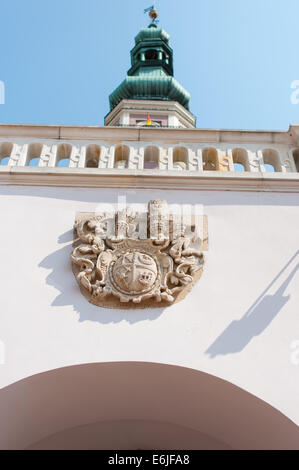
<box><xmin>145</xmin><ymin>49</ymin><xmax>158</xmax><ymax>60</ymax></box>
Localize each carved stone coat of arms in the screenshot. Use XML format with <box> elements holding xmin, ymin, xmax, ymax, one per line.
<box><xmin>71</xmin><ymin>200</ymin><xmax>208</xmax><ymax>309</ymax></box>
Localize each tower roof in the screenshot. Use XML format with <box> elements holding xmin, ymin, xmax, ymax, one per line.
<box><xmin>135</xmin><ymin>25</ymin><xmax>170</xmax><ymax>45</ymax></box>
<box><xmin>135</xmin><ymin>26</ymin><xmax>170</xmax><ymax>45</ymax></box>
<box><xmin>109</xmin><ymin>23</ymin><xmax>191</xmax><ymax>112</ymax></box>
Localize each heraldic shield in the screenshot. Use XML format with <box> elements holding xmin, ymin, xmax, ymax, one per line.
<box><xmin>71</xmin><ymin>200</ymin><xmax>208</xmax><ymax>309</ymax></box>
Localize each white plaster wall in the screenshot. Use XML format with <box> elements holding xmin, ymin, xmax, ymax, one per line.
<box><xmin>0</xmin><ymin>186</ymin><xmax>298</xmax><ymax>424</ymax></box>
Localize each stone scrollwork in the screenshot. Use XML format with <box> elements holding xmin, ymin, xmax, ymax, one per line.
<box><xmin>71</xmin><ymin>200</ymin><xmax>207</xmax><ymax>309</ymax></box>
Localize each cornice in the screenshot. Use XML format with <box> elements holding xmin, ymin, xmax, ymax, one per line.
<box><xmin>0</xmin><ymin>123</ymin><xmax>298</xmax><ymax>145</ymax></box>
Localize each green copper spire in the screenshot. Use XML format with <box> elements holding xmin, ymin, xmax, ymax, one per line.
<box><xmin>109</xmin><ymin>14</ymin><xmax>191</xmax><ymax>111</ymax></box>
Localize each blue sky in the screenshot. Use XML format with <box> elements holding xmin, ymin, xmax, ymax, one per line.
<box><xmin>0</xmin><ymin>0</ymin><xmax>299</xmax><ymax>130</ymax></box>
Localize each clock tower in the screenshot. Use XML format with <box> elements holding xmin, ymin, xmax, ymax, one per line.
<box><xmin>105</xmin><ymin>8</ymin><xmax>196</xmax><ymax>128</ymax></box>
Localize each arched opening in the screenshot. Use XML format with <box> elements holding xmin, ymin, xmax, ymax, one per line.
<box><xmin>57</xmin><ymin>144</ymin><xmax>72</xmax><ymax>168</ymax></box>
<box><xmin>114</xmin><ymin>145</ymin><xmax>130</xmax><ymax>169</ymax></box>
<box><xmin>86</xmin><ymin>145</ymin><xmax>101</xmax><ymax>168</ymax></box>
<box><xmin>234</xmin><ymin>163</ymin><xmax>245</xmax><ymax>172</ymax></box>
<box><xmin>264</xmin><ymin>164</ymin><xmax>275</xmax><ymax>173</ymax></box>
<box><xmin>0</xmin><ymin>156</ymin><xmax>9</xmax><ymax>166</ymax></box>
<box><xmin>144</xmin><ymin>146</ymin><xmax>159</xmax><ymax>170</ymax></box>
<box><xmin>0</xmin><ymin>362</ymin><xmax>298</xmax><ymax>450</ymax></box>
<box><xmin>0</xmin><ymin>142</ymin><xmax>13</xmax><ymax>166</ymax></box>
<box><xmin>262</xmin><ymin>149</ymin><xmax>281</xmax><ymax>172</ymax></box>
<box><xmin>232</xmin><ymin>148</ymin><xmax>249</xmax><ymax>172</ymax></box>
<box><xmin>173</xmin><ymin>147</ymin><xmax>188</xmax><ymax>170</ymax></box>
<box><xmin>292</xmin><ymin>149</ymin><xmax>299</xmax><ymax>172</ymax></box>
<box><xmin>202</xmin><ymin>148</ymin><xmax>218</xmax><ymax>171</ymax></box>
<box><xmin>28</xmin><ymin>158</ymin><xmax>40</xmax><ymax>167</ymax></box>
<box><xmin>145</xmin><ymin>49</ymin><xmax>158</xmax><ymax>60</ymax></box>
<box><xmin>27</xmin><ymin>143</ymin><xmax>43</xmax><ymax>167</ymax></box>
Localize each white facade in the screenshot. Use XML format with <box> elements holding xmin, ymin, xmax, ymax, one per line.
<box><xmin>0</xmin><ymin>124</ymin><xmax>298</xmax><ymax>449</ymax></box>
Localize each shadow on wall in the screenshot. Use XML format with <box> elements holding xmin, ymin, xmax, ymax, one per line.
<box><xmin>206</xmin><ymin>251</ymin><xmax>299</xmax><ymax>358</ymax></box>
<box><xmin>38</xmin><ymin>230</ymin><xmax>165</xmax><ymax>325</ymax></box>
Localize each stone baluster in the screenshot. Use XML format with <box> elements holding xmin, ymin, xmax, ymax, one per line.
<box><xmin>78</xmin><ymin>146</ymin><xmax>87</xmax><ymax>168</ymax></box>
<box><xmin>167</xmin><ymin>147</ymin><xmax>174</xmax><ymax>170</ymax></box>
<box><xmin>98</xmin><ymin>145</ymin><xmax>109</xmax><ymax>169</ymax></box>
<box><xmin>192</xmin><ymin>148</ymin><xmax>204</xmax><ymax>171</ymax></box>
<box><xmin>110</xmin><ymin>145</ymin><xmax>117</xmax><ymax>169</ymax></box>
<box><xmin>9</xmin><ymin>143</ymin><xmax>28</xmax><ymax>167</ymax></box>
<box><xmin>69</xmin><ymin>145</ymin><xmax>86</xmax><ymax>168</ymax></box>
<box><xmin>189</xmin><ymin>148</ymin><xmax>200</xmax><ymax>171</ymax></box>
<box><xmin>137</xmin><ymin>147</ymin><xmax>145</xmax><ymax>170</ymax></box>
<box><xmin>186</xmin><ymin>148</ymin><xmax>195</xmax><ymax>171</ymax></box>
<box><xmin>128</xmin><ymin>146</ymin><xmax>142</xmax><ymax>169</ymax></box>
<box><xmin>139</xmin><ymin>147</ymin><xmax>146</xmax><ymax>170</ymax></box>
<box><xmin>109</xmin><ymin>146</ymin><xmax>116</xmax><ymax>169</ymax></box>
<box><xmin>248</xmin><ymin>150</ymin><xmax>262</xmax><ymax>172</ymax></box>
<box><xmin>158</xmin><ymin>147</ymin><xmax>169</xmax><ymax>170</ymax></box>
<box><xmin>257</xmin><ymin>150</ymin><xmax>266</xmax><ymax>172</ymax></box>
<box><xmin>224</xmin><ymin>149</ymin><xmax>235</xmax><ymax>171</ymax></box>
<box><xmin>217</xmin><ymin>149</ymin><xmax>231</xmax><ymax>171</ymax></box>
<box><xmin>40</xmin><ymin>144</ymin><xmax>58</xmax><ymax>168</ymax></box>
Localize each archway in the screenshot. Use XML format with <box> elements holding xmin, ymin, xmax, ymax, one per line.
<box><xmin>0</xmin><ymin>362</ymin><xmax>298</xmax><ymax>450</ymax></box>
<box><xmin>144</xmin><ymin>146</ymin><xmax>159</xmax><ymax>169</ymax></box>
<box><xmin>202</xmin><ymin>148</ymin><xmax>218</xmax><ymax>171</ymax></box>
<box><xmin>173</xmin><ymin>147</ymin><xmax>188</xmax><ymax>170</ymax></box>
<box><xmin>114</xmin><ymin>145</ymin><xmax>130</xmax><ymax>169</ymax></box>
<box><xmin>232</xmin><ymin>148</ymin><xmax>249</xmax><ymax>172</ymax></box>
<box><xmin>262</xmin><ymin>149</ymin><xmax>281</xmax><ymax>172</ymax></box>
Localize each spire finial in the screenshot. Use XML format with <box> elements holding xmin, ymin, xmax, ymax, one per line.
<box><xmin>144</xmin><ymin>5</ymin><xmax>159</xmax><ymax>27</ymax></box>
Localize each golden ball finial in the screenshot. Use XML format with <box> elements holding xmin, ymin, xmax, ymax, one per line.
<box><xmin>149</xmin><ymin>8</ymin><xmax>158</xmax><ymax>21</ymax></box>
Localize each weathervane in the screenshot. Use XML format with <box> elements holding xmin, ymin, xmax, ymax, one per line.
<box><xmin>144</xmin><ymin>5</ymin><xmax>159</xmax><ymax>25</ymax></box>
